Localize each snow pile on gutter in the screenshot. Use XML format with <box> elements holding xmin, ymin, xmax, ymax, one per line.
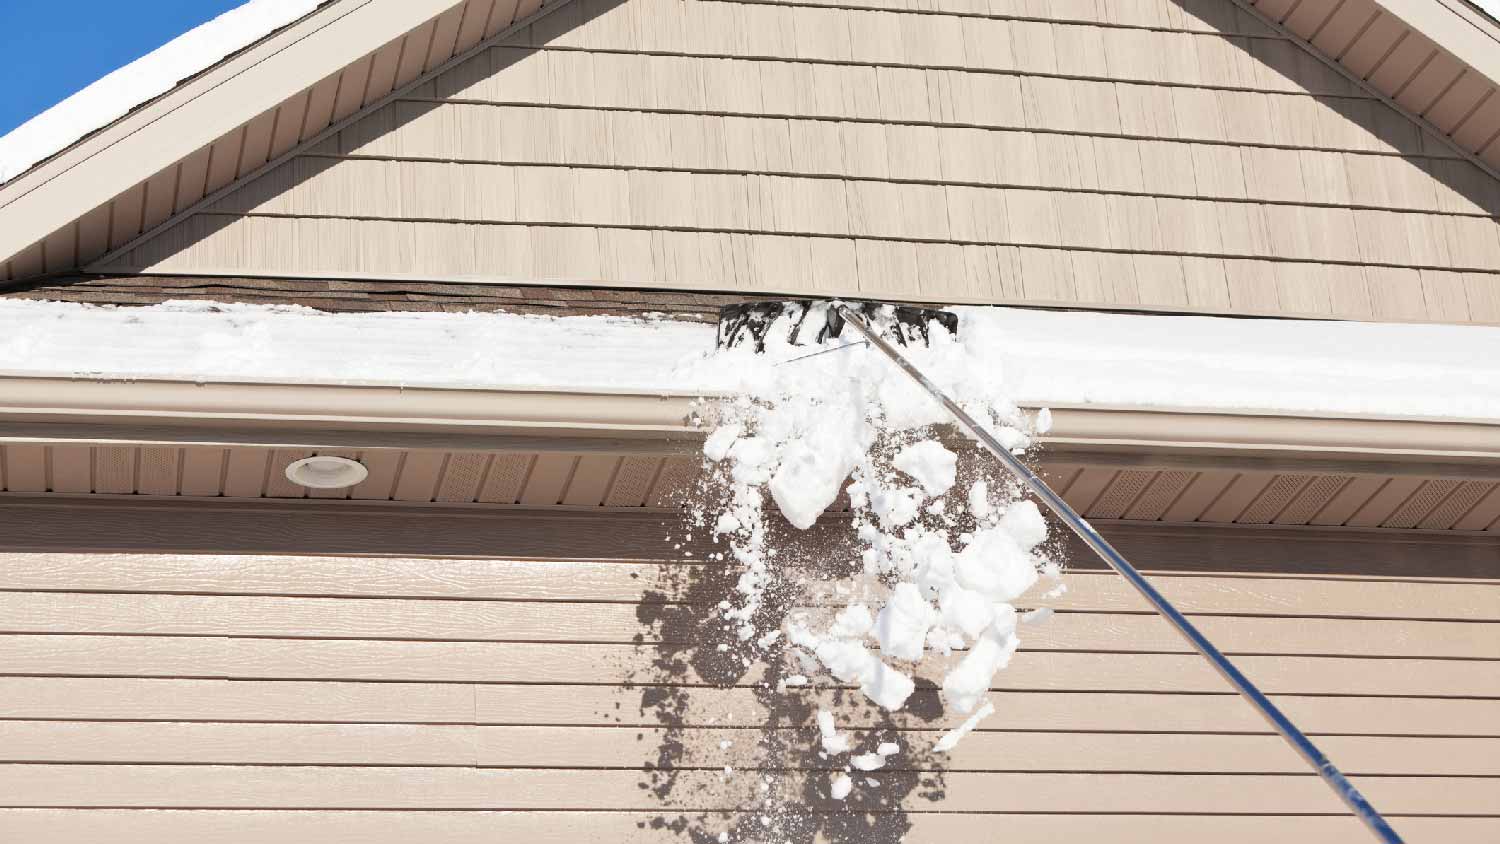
<box><xmin>0</xmin><ymin>0</ymin><xmax>321</xmax><ymax>184</ymax></box>
<box><xmin>1</xmin><ymin>297</ymin><xmax>1497</xmax><ymax>423</ymax></box>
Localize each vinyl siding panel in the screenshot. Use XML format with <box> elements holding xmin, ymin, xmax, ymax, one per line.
<box><xmin>106</xmin><ymin>0</ymin><xmax>1500</xmax><ymax>324</ymax></box>
<box><xmin>0</xmin><ymin>549</ymin><xmax>1493</xmax><ymax>841</ymax></box>
<box><xmin>1</xmin><ymin>812</ymin><xmax>1497</xmax><ymax>844</ymax></box>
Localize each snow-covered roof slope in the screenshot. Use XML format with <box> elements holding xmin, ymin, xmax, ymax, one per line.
<box><xmin>0</xmin><ymin>0</ymin><xmax>321</xmax><ymax>184</ymax></box>
<box><xmin>1</xmin><ymin>298</ymin><xmax>1497</xmax><ymax>424</ymax></box>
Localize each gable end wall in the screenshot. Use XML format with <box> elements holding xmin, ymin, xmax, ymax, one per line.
<box><xmin>102</xmin><ymin>0</ymin><xmax>1500</xmax><ymax>324</ymax></box>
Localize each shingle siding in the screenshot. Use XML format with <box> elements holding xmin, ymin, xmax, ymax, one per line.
<box><xmin>99</xmin><ymin>0</ymin><xmax>1500</xmax><ymax>322</ymax></box>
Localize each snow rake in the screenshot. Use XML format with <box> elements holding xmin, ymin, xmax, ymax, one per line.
<box><xmin>716</xmin><ymin>300</ymin><xmax>1405</xmax><ymax>844</ymax></box>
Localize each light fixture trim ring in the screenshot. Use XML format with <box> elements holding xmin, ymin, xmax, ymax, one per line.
<box><xmin>284</xmin><ymin>455</ymin><xmax>370</xmax><ymax>489</ymax></box>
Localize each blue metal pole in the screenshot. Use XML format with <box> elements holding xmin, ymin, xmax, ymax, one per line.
<box><xmin>838</xmin><ymin>307</ymin><xmax>1405</xmax><ymax>844</ymax></box>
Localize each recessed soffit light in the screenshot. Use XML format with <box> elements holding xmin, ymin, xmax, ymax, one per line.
<box><xmin>285</xmin><ymin>455</ymin><xmax>369</xmax><ymax>489</ymax></box>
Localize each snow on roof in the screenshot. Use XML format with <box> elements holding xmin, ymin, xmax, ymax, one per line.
<box><xmin>0</xmin><ymin>0</ymin><xmax>321</xmax><ymax>185</ymax></box>
<box><xmin>1</xmin><ymin>298</ymin><xmax>1497</xmax><ymax>424</ymax></box>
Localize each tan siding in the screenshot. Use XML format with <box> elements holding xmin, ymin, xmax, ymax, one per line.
<box><xmin>11</xmin><ymin>634</ymin><xmax>1491</xmax><ymax>693</ymax></box>
<box><xmin>1</xmin><ymin>812</ymin><xmax>1497</xmax><ymax>844</ymax></box>
<box><xmin>0</xmin><ymin>677</ymin><xmax>1490</xmax><ymax>734</ymax></box>
<box><xmin>2</xmin><ymin>555</ymin><xmax>1494</xmax><ymax>618</ymax></box>
<box><xmin>1</xmin><ymin>766</ymin><xmax>1493</xmax><ymax>813</ymax></box>
<box><xmin>2</xmin><ymin>721</ymin><xmax>1497</xmax><ymax>775</ymax></box>
<box><xmin>0</xmin><ymin>549</ymin><xmax>1493</xmax><ymax>839</ymax></box>
<box><xmin>106</xmin><ymin>0</ymin><xmax>1500</xmax><ymax>324</ymax></box>
<box><xmin>0</xmin><ymin>590</ymin><xmax>1491</xmax><ymax>656</ymax></box>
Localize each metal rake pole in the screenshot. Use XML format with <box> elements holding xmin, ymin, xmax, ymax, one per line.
<box><xmin>837</xmin><ymin>307</ymin><xmax>1406</xmax><ymax>844</ymax></box>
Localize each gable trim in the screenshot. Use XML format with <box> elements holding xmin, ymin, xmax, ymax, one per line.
<box><xmin>0</xmin><ymin>0</ymin><xmax>495</xmax><ymax>280</ymax></box>
<box><xmin>1240</xmin><ymin>0</ymin><xmax>1500</xmax><ymax>175</ymax></box>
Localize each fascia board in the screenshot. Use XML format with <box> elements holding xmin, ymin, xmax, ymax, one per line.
<box><xmin>1</xmin><ymin>375</ymin><xmax>1498</xmax><ymax>470</ymax></box>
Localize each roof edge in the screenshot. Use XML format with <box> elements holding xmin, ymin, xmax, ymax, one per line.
<box><xmin>1382</xmin><ymin>0</ymin><xmax>1500</xmax><ymax>80</ymax></box>
<box><xmin>1239</xmin><ymin>0</ymin><xmax>1500</xmax><ymax>176</ymax></box>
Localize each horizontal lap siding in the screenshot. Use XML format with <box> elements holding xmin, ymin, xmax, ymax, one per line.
<box><xmin>108</xmin><ymin>0</ymin><xmax>1500</xmax><ymax>324</ymax></box>
<box><xmin>1</xmin><ymin>812</ymin><xmax>1498</xmax><ymax>844</ymax></box>
<box><xmin>0</xmin><ymin>766</ymin><xmax>1494</xmax><ymax>813</ymax></box>
<box><xmin>0</xmin><ymin>551</ymin><xmax>1494</xmax><ymax>842</ymax></box>
<box><xmin>0</xmin><ymin>590</ymin><xmax>1494</xmax><ymax>657</ymax></box>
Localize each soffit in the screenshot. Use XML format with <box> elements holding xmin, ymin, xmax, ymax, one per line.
<box><xmin>1</xmin><ymin>439</ymin><xmax>1497</xmax><ymax>533</ymax></box>
<box><xmin>1</xmin><ymin>375</ymin><xmax>1497</xmax><ymax>533</ymax></box>
<box><xmin>1243</xmin><ymin>0</ymin><xmax>1500</xmax><ymax>171</ymax></box>
<box><xmin>0</xmin><ymin>0</ymin><xmax>560</xmax><ymax>283</ymax></box>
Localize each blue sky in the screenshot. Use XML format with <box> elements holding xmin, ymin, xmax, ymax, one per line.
<box><xmin>0</xmin><ymin>0</ymin><xmax>243</xmax><ymax>136</ymax></box>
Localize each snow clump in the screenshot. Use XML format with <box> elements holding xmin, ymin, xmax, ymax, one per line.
<box><xmin>681</xmin><ymin>302</ymin><xmax>1062</xmax><ymax>806</ymax></box>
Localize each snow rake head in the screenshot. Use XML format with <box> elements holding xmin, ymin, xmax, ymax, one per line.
<box><xmin>716</xmin><ymin>300</ymin><xmax>958</xmax><ymax>352</ymax></box>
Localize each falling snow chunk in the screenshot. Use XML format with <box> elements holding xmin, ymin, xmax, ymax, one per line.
<box><xmin>704</xmin><ymin>425</ymin><xmax>743</xmax><ymax>461</ymax></box>
<box><xmin>942</xmin><ymin>631</ymin><xmax>1020</xmax><ymax>714</ymax></box>
<box><xmin>968</xmin><ymin>480</ymin><xmax>994</xmax><ymax>519</ymax></box>
<box><xmin>816</xmin><ymin>710</ymin><xmax>852</xmax><ymax>755</ymax></box>
<box><xmin>770</xmin><ymin>437</ymin><xmax>865</xmax><ymax>530</ymax></box>
<box><xmin>783</xmin><ymin>674</ymin><xmax>808</xmax><ymax>687</ymax></box>
<box><xmin>812</xmin><ymin>638</ymin><xmax>877</xmax><ymax>686</ymax></box>
<box><xmin>1000</xmin><ymin>499</ymin><xmax>1049</xmax><ymax>550</ymax></box>
<box><xmin>877</xmin><ymin>742</ymin><xmax>901</xmax><ymax>756</ymax></box>
<box><xmin>873</xmin><ymin>583</ymin><xmax>936</xmax><ymax>662</ymax></box>
<box><xmin>911</xmin><ymin>532</ymin><xmax>959</xmax><ymax>597</ymax></box>
<box><xmin>851</xmin><ymin>753</ymin><xmax>886</xmax><ymax>771</ymax></box>
<box><xmin>714</xmin><ymin>512</ymin><xmax>743</xmax><ymax>535</ymax></box>
<box><xmin>955</xmin><ymin>527</ymin><xmax>1039</xmax><ymax>602</ymax></box>
<box><xmin>828</xmin><ymin>605</ymin><xmax>874</xmax><ymax>638</ymax></box>
<box><xmin>830</xmin><ymin>773</ymin><xmax>854</xmax><ymax>801</ymax></box>
<box><xmin>891</xmin><ymin>440</ymin><xmax>958</xmax><ymax>497</ymax></box>
<box><xmin>934</xmin><ymin>699</ymin><xmax>997</xmax><ymax>752</ymax></box>
<box><xmin>991</xmin><ymin>603</ymin><xmax>1019</xmax><ymax>638</ymax></box>
<box><xmin>861</xmin><ymin>661</ymin><xmax>916</xmax><ymax>711</ymax></box>
<box><xmin>938</xmin><ymin>585</ymin><xmax>994</xmax><ymax>639</ymax></box>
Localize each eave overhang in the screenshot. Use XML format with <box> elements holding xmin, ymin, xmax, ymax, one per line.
<box><xmin>2</xmin><ymin>372</ymin><xmax>1498</xmax><ymax>532</ymax></box>
<box><xmin>1243</xmin><ymin>0</ymin><xmax>1500</xmax><ymax>173</ymax></box>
